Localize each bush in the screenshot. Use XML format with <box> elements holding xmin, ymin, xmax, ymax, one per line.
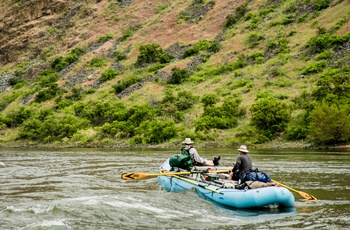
<box><xmin>5</xmin><ymin>106</ymin><xmax>33</xmax><ymax>127</ymax></box>
<box><xmin>168</xmin><ymin>67</ymin><xmax>190</xmax><ymax>84</ymax></box>
<box><xmin>183</xmin><ymin>40</ymin><xmax>220</xmax><ymax>58</ymax></box>
<box><xmin>195</xmin><ymin>97</ymin><xmax>243</xmax><ymax>131</ymax></box>
<box><xmin>20</xmin><ymin>114</ymin><xmax>91</xmax><ymax>142</ymax></box>
<box><xmin>50</xmin><ymin>47</ymin><xmax>83</xmax><ymax>71</ymax></box>
<box><xmin>101</xmin><ymin>68</ymin><xmax>119</xmax><ymax>82</ymax></box>
<box><xmin>305</xmin><ymin>32</ymin><xmax>350</xmax><ymax>55</ymax></box>
<box><xmin>286</xmin><ymin>125</ymin><xmax>309</xmax><ymax>140</ymax></box>
<box><xmin>74</xmin><ymin>100</ymin><xmax>127</xmax><ymax>126</ymax></box>
<box><xmin>195</xmin><ymin>116</ymin><xmax>238</xmax><ymax>131</ymax></box>
<box><xmin>98</xmin><ymin>33</ymin><xmax>113</xmax><ymax>43</ymax></box>
<box><xmin>250</xmin><ymin>97</ymin><xmax>290</xmax><ymax>139</ymax></box>
<box><xmin>136</xmin><ymin>43</ymin><xmax>174</xmax><ymax>66</ymax></box>
<box><xmin>201</xmin><ymin>94</ymin><xmax>219</xmax><ymax>107</ymax></box>
<box><xmin>246</xmin><ymin>33</ymin><xmax>265</xmax><ymax>48</ymax></box>
<box><xmin>225</xmin><ymin>1</ymin><xmax>248</xmax><ymax>28</ymax></box>
<box><xmin>134</xmin><ymin>120</ymin><xmax>176</xmax><ymax>144</ymax></box>
<box><xmin>88</xmin><ymin>57</ymin><xmax>108</xmax><ymax>68</ymax></box>
<box><xmin>112</xmin><ymin>75</ymin><xmax>142</xmax><ymax>94</ymax></box>
<box><xmin>308</xmin><ymin>103</ymin><xmax>350</xmax><ymax>145</ymax></box>
<box><xmin>35</xmin><ymin>83</ymin><xmax>61</xmax><ymax>103</ymax></box>
<box><xmin>174</xmin><ymin>90</ymin><xmax>199</xmax><ymax>111</ymax></box>
<box><xmin>301</xmin><ymin>61</ymin><xmax>326</xmax><ymax>75</ymax></box>
<box><xmin>38</xmin><ymin>70</ymin><xmax>59</xmax><ymax>87</ymax></box>
<box><xmin>313</xmin><ymin>67</ymin><xmax>350</xmax><ymax>102</ymax></box>
<box><xmin>113</xmin><ymin>50</ymin><xmax>127</xmax><ymax>60</ymax></box>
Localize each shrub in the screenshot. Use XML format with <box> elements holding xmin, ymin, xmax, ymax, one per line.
<box><xmin>50</xmin><ymin>47</ymin><xmax>84</xmax><ymax>71</ymax></box>
<box><xmin>195</xmin><ymin>97</ymin><xmax>243</xmax><ymax>131</ymax></box>
<box><xmin>88</xmin><ymin>57</ymin><xmax>108</xmax><ymax>68</ymax></box>
<box><xmin>51</xmin><ymin>56</ymin><xmax>68</xmax><ymax>71</ymax></box>
<box><xmin>134</xmin><ymin>120</ymin><xmax>176</xmax><ymax>144</ymax></box>
<box><xmin>148</xmin><ymin>63</ymin><xmax>165</xmax><ymax>72</ymax></box>
<box><xmin>67</xmin><ymin>87</ymin><xmax>84</xmax><ymax>101</ymax></box>
<box><xmin>71</xmin><ymin>47</ymin><xmax>86</xmax><ymax>56</ymax></box>
<box><xmin>305</xmin><ymin>32</ymin><xmax>350</xmax><ymax>55</ymax></box>
<box><xmin>201</xmin><ymin>94</ymin><xmax>219</xmax><ymax>107</ymax></box>
<box><xmin>127</xmin><ymin>104</ymin><xmax>157</xmax><ymax>126</ymax></box>
<box><xmin>308</xmin><ymin>103</ymin><xmax>350</xmax><ymax>145</ymax></box>
<box><xmin>250</xmin><ymin>97</ymin><xmax>290</xmax><ymax>139</ymax></box>
<box><xmin>286</xmin><ymin>125</ymin><xmax>309</xmax><ymax>140</ymax></box>
<box><xmin>136</xmin><ymin>43</ymin><xmax>174</xmax><ymax>66</ymax></box>
<box><xmin>312</xmin><ymin>67</ymin><xmax>350</xmax><ymax>102</ymax></box>
<box><xmin>183</xmin><ymin>40</ymin><xmax>220</xmax><ymax>58</ymax></box>
<box><xmin>20</xmin><ymin>114</ymin><xmax>91</xmax><ymax>142</ymax></box>
<box><xmin>225</xmin><ymin>1</ymin><xmax>248</xmax><ymax>28</ymax></box>
<box><xmin>5</xmin><ymin>106</ymin><xmax>33</xmax><ymax>127</ymax></box>
<box><xmin>113</xmin><ymin>50</ymin><xmax>127</xmax><ymax>60</ymax></box>
<box><xmin>112</xmin><ymin>75</ymin><xmax>142</xmax><ymax>94</ymax></box>
<box><xmin>74</xmin><ymin>100</ymin><xmax>127</xmax><ymax>126</ymax></box>
<box><xmin>35</xmin><ymin>84</ymin><xmax>61</xmax><ymax>103</ymax></box>
<box><xmin>174</xmin><ymin>90</ymin><xmax>199</xmax><ymax>111</ymax></box>
<box><xmin>101</xmin><ymin>68</ymin><xmax>119</xmax><ymax>82</ymax></box>
<box><xmin>38</xmin><ymin>70</ymin><xmax>59</xmax><ymax>87</ymax></box>
<box><xmin>301</xmin><ymin>61</ymin><xmax>326</xmax><ymax>75</ymax></box>
<box><xmin>98</xmin><ymin>33</ymin><xmax>113</xmax><ymax>43</ymax></box>
<box><xmin>246</xmin><ymin>33</ymin><xmax>265</xmax><ymax>48</ymax></box>
<box><xmin>168</xmin><ymin>67</ymin><xmax>190</xmax><ymax>84</ymax></box>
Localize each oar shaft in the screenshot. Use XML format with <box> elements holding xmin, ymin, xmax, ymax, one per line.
<box><xmin>272</xmin><ymin>179</ymin><xmax>317</xmax><ymax>201</ymax></box>
<box><xmin>172</xmin><ymin>174</ymin><xmax>222</xmax><ymax>194</ymax></box>
<box><xmin>122</xmin><ymin>170</ymin><xmax>230</xmax><ymax>180</ymax></box>
<box><xmin>271</xmin><ymin>180</ymin><xmax>298</xmax><ymax>193</ymax></box>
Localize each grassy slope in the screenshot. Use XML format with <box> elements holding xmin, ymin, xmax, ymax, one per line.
<box><xmin>0</xmin><ymin>0</ymin><xmax>349</xmax><ymax>148</ymax></box>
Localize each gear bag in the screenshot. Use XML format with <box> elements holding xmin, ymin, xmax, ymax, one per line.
<box><xmin>169</xmin><ymin>148</ymin><xmax>193</xmax><ymax>171</ymax></box>
<box><xmin>240</xmin><ymin>168</ymin><xmax>271</xmax><ymax>183</ymax></box>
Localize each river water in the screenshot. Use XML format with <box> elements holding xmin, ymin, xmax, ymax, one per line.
<box><xmin>0</xmin><ymin>148</ymin><xmax>349</xmax><ymax>230</ymax></box>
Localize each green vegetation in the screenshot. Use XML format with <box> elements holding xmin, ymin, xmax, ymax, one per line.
<box><xmin>136</xmin><ymin>43</ymin><xmax>174</xmax><ymax>67</ymax></box>
<box><xmin>0</xmin><ymin>0</ymin><xmax>349</xmax><ymax>148</ymax></box>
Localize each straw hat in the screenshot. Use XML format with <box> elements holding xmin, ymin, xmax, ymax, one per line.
<box><xmin>182</xmin><ymin>138</ymin><xmax>193</xmax><ymax>144</ymax></box>
<box><xmin>237</xmin><ymin>145</ymin><xmax>249</xmax><ymax>153</ymax></box>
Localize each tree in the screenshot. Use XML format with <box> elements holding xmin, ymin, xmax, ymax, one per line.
<box><xmin>250</xmin><ymin>97</ymin><xmax>290</xmax><ymax>139</ymax></box>
<box><xmin>308</xmin><ymin>102</ymin><xmax>350</xmax><ymax>145</ymax></box>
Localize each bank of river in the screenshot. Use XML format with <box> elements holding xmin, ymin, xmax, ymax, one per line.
<box><xmin>0</xmin><ymin>138</ymin><xmax>340</xmax><ymax>150</ymax></box>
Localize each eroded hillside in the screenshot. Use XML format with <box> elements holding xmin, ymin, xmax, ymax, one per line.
<box><xmin>0</xmin><ymin>0</ymin><xmax>350</xmax><ymax>148</ymax></box>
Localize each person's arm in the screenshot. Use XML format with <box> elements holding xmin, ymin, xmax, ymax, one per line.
<box><xmin>190</xmin><ymin>148</ymin><xmax>205</xmax><ymax>165</ymax></box>
<box><xmin>232</xmin><ymin>157</ymin><xmax>241</xmax><ymax>172</ymax></box>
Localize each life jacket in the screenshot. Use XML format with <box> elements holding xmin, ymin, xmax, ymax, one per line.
<box><xmin>169</xmin><ymin>147</ymin><xmax>193</xmax><ymax>171</ymax></box>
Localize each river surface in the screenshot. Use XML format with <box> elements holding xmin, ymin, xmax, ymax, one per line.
<box><xmin>1</xmin><ymin>148</ymin><xmax>349</xmax><ymax>230</ymax></box>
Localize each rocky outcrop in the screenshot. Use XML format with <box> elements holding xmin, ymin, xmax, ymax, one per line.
<box><xmin>0</xmin><ymin>0</ymin><xmax>68</xmax><ymax>64</ymax></box>
<box><xmin>0</xmin><ymin>74</ymin><xmax>14</xmax><ymax>94</ymax></box>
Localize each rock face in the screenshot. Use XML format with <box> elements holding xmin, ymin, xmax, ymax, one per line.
<box><xmin>0</xmin><ymin>0</ymin><xmax>83</xmax><ymax>65</ymax></box>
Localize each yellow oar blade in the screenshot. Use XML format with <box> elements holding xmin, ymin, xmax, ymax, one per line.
<box><xmin>121</xmin><ymin>171</ymin><xmax>192</xmax><ymax>180</ymax></box>
<box><xmin>298</xmin><ymin>191</ymin><xmax>318</xmax><ymax>201</ymax></box>
<box><xmin>121</xmin><ymin>172</ymin><xmax>151</xmax><ymax>180</ymax></box>
<box><xmin>272</xmin><ymin>179</ymin><xmax>317</xmax><ymax>201</ymax></box>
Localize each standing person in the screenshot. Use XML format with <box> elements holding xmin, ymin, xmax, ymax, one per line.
<box><xmin>182</xmin><ymin>138</ymin><xmax>220</xmax><ymax>166</ymax></box>
<box><xmin>228</xmin><ymin>145</ymin><xmax>253</xmax><ymax>181</ymax></box>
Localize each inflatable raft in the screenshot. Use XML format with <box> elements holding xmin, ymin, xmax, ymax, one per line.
<box><xmin>157</xmin><ymin>159</ymin><xmax>295</xmax><ymax>209</ymax></box>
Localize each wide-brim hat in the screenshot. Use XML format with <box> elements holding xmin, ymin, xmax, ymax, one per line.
<box><xmin>238</xmin><ymin>145</ymin><xmax>249</xmax><ymax>153</ymax></box>
<box><xmin>182</xmin><ymin>138</ymin><xmax>193</xmax><ymax>144</ymax></box>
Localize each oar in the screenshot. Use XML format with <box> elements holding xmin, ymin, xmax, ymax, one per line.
<box><xmin>122</xmin><ymin>171</ymin><xmax>192</xmax><ymax>180</ymax></box>
<box><xmin>272</xmin><ymin>179</ymin><xmax>317</xmax><ymax>201</ymax></box>
<box><xmin>171</xmin><ymin>174</ymin><xmax>223</xmax><ymax>194</ymax></box>
<box><xmin>121</xmin><ymin>170</ymin><xmax>229</xmax><ymax>180</ymax></box>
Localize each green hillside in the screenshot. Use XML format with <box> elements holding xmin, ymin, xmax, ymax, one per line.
<box><xmin>0</xmin><ymin>0</ymin><xmax>349</xmax><ymax>148</ymax></box>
